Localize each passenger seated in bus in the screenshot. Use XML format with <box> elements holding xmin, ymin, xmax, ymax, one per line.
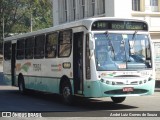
<box><xmin>107</xmin><ymin>41</ymin><xmax>115</xmax><ymax>60</ymax></box>
<box><xmin>96</xmin><ymin>46</ymin><xmax>107</xmax><ymax>65</ymax></box>
<box><xmin>46</xmin><ymin>46</ymin><xmax>55</xmax><ymax>58</ymax></box>
<box><xmin>115</xmin><ymin>46</ymin><xmax>125</xmax><ymax>61</ymax></box>
<box><xmin>96</xmin><ymin>46</ymin><xmax>118</xmax><ymax>70</ymax></box>
<box><xmin>115</xmin><ymin>43</ymin><xmax>134</xmax><ymax>62</ymax></box>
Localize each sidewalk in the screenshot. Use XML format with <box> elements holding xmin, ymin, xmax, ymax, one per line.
<box><xmin>155</xmin><ymin>88</ymin><xmax>160</xmax><ymax>92</ymax></box>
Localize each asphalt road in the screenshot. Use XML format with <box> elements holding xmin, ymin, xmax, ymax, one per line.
<box><xmin>0</xmin><ymin>73</ymin><xmax>160</xmax><ymax>120</ymax></box>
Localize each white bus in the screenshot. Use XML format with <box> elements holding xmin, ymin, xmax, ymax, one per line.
<box><xmin>3</xmin><ymin>17</ymin><xmax>155</xmax><ymax>104</ymax></box>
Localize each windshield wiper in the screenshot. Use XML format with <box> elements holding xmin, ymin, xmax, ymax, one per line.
<box><xmin>132</xmin><ymin>31</ymin><xmax>138</xmax><ymax>39</ymax></box>
<box><xmin>132</xmin><ymin>31</ymin><xmax>138</xmax><ymax>48</ymax></box>
<box><xmin>104</xmin><ymin>31</ymin><xmax>115</xmax><ymax>60</ymax></box>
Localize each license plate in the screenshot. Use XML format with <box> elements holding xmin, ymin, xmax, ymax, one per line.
<box><xmin>123</xmin><ymin>87</ymin><xmax>134</xmax><ymax>92</ymax></box>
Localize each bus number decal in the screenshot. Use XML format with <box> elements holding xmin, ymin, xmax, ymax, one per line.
<box><xmin>33</xmin><ymin>64</ymin><xmax>41</xmax><ymax>71</ymax></box>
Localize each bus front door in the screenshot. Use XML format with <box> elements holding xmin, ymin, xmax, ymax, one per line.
<box><xmin>73</xmin><ymin>32</ymin><xmax>84</xmax><ymax>94</ymax></box>
<box><xmin>11</xmin><ymin>43</ymin><xmax>16</xmax><ymax>86</ymax></box>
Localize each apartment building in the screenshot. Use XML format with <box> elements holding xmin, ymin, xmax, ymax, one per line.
<box><xmin>52</xmin><ymin>0</ymin><xmax>160</xmax><ymax>79</ymax></box>
<box><xmin>132</xmin><ymin>0</ymin><xmax>160</xmax><ymax>80</ymax></box>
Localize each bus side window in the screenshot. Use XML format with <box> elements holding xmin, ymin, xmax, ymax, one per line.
<box><xmin>17</xmin><ymin>39</ymin><xmax>25</xmax><ymax>60</ymax></box>
<box><xmin>34</xmin><ymin>34</ymin><xmax>45</xmax><ymax>59</ymax></box>
<box><xmin>58</xmin><ymin>29</ymin><xmax>72</xmax><ymax>57</ymax></box>
<box><xmin>4</xmin><ymin>41</ymin><xmax>11</xmax><ymax>60</ymax></box>
<box><xmin>25</xmin><ymin>37</ymin><xmax>35</xmax><ymax>59</ymax></box>
<box><xmin>45</xmin><ymin>32</ymin><xmax>58</xmax><ymax>58</ymax></box>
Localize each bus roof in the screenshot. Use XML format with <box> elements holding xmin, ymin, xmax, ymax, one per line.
<box><xmin>4</xmin><ymin>17</ymin><xmax>148</xmax><ymax>41</ymax></box>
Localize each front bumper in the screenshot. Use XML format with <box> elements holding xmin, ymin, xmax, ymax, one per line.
<box><xmin>83</xmin><ymin>79</ymin><xmax>155</xmax><ymax>97</ymax></box>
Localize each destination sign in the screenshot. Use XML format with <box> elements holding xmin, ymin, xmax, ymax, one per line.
<box><xmin>92</xmin><ymin>20</ymin><xmax>148</xmax><ymax>31</ymax></box>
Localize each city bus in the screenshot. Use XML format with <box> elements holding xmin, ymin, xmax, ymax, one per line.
<box><xmin>3</xmin><ymin>17</ymin><xmax>155</xmax><ymax>104</ymax></box>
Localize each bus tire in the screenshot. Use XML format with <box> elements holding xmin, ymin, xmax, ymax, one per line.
<box><xmin>111</xmin><ymin>97</ymin><xmax>126</xmax><ymax>103</ymax></box>
<box><xmin>18</xmin><ymin>75</ymin><xmax>26</xmax><ymax>94</ymax></box>
<box><xmin>61</xmin><ymin>81</ymin><xmax>73</xmax><ymax>105</ymax></box>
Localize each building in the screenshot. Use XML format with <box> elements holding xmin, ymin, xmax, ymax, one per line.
<box><xmin>52</xmin><ymin>0</ymin><xmax>160</xmax><ymax>80</ymax></box>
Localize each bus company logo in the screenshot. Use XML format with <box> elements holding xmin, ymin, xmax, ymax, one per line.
<box><xmin>51</xmin><ymin>64</ymin><xmax>62</xmax><ymax>72</ymax></box>
<box><xmin>58</xmin><ymin>64</ymin><xmax>62</xmax><ymax>71</ymax></box>
<box><xmin>101</xmin><ymin>72</ymin><xmax>117</xmax><ymax>77</ymax></box>
<box><xmin>16</xmin><ymin>62</ymin><xmax>31</xmax><ymax>72</ymax></box>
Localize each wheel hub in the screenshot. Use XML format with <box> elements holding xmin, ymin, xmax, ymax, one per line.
<box><xmin>63</xmin><ymin>87</ymin><xmax>71</xmax><ymax>99</ymax></box>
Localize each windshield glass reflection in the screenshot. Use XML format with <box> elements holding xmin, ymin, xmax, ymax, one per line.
<box><xmin>94</xmin><ymin>33</ymin><xmax>152</xmax><ymax>71</ymax></box>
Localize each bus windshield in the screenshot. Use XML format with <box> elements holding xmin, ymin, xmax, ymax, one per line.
<box><xmin>94</xmin><ymin>33</ymin><xmax>152</xmax><ymax>71</ymax></box>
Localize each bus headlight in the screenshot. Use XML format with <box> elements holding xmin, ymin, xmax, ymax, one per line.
<box><xmin>112</xmin><ymin>82</ymin><xmax>116</xmax><ymax>85</ymax></box>
<box><xmin>139</xmin><ymin>81</ymin><xmax>143</xmax><ymax>84</ymax></box>
<box><xmin>148</xmin><ymin>77</ymin><xmax>152</xmax><ymax>81</ymax></box>
<box><xmin>106</xmin><ymin>80</ymin><xmax>110</xmax><ymax>84</ymax></box>
<box><xmin>100</xmin><ymin>79</ymin><xmax>104</xmax><ymax>83</ymax></box>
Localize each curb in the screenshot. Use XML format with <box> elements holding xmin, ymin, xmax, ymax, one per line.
<box><xmin>155</xmin><ymin>88</ymin><xmax>160</xmax><ymax>92</ymax></box>
<box><xmin>155</xmin><ymin>80</ymin><xmax>160</xmax><ymax>92</ymax></box>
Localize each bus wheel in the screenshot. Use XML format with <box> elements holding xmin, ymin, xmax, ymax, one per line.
<box><xmin>111</xmin><ymin>97</ymin><xmax>126</xmax><ymax>103</ymax></box>
<box><xmin>61</xmin><ymin>81</ymin><xmax>73</xmax><ymax>105</ymax></box>
<box><xmin>18</xmin><ymin>76</ymin><xmax>26</xmax><ymax>94</ymax></box>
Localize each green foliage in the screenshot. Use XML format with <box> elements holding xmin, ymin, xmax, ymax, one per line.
<box><xmin>0</xmin><ymin>0</ymin><xmax>53</xmax><ymax>53</ymax></box>
<box><xmin>0</xmin><ymin>0</ymin><xmax>53</xmax><ymax>54</ymax></box>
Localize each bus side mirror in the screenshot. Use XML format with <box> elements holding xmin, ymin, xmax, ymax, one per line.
<box><xmin>89</xmin><ymin>33</ymin><xmax>95</xmax><ymax>50</ymax></box>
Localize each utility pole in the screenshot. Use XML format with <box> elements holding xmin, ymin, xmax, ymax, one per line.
<box><xmin>2</xmin><ymin>0</ymin><xmax>4</xmax><ymax>39</ymax></box>
<box><xmin>3</xmin><ymin>14</ymin><xmax>4</xmax><ymax>39</ymax></box>
<box><xmin>30</xmin><ymin>13</ymin><xmax>33</xmax><ymax>32</ymax></box>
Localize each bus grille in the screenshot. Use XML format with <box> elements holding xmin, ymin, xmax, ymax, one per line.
<box><xmin>104</xmin><ymin>89</ymin><xmax>148</xmax><ymax>95</ymax></box>
<box><xmin>114</xmin><ymin>75</ymin><xmax>140</xmax><ymax>77</ymax></box>
<box><xmin>114</xmin><ymin>81</ymin><xmax>139</xmax><ymax>85</ymax></box>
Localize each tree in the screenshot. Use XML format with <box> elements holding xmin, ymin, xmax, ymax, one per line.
<box><xmin>11</xmin><ymin>0</ymin><xmax>53</xmax><ymax>32</ymax></box>
<box><xmin>0</xmin><ymin>0</ymin><xmax>53</xmax><ymax>54</ymax></box>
